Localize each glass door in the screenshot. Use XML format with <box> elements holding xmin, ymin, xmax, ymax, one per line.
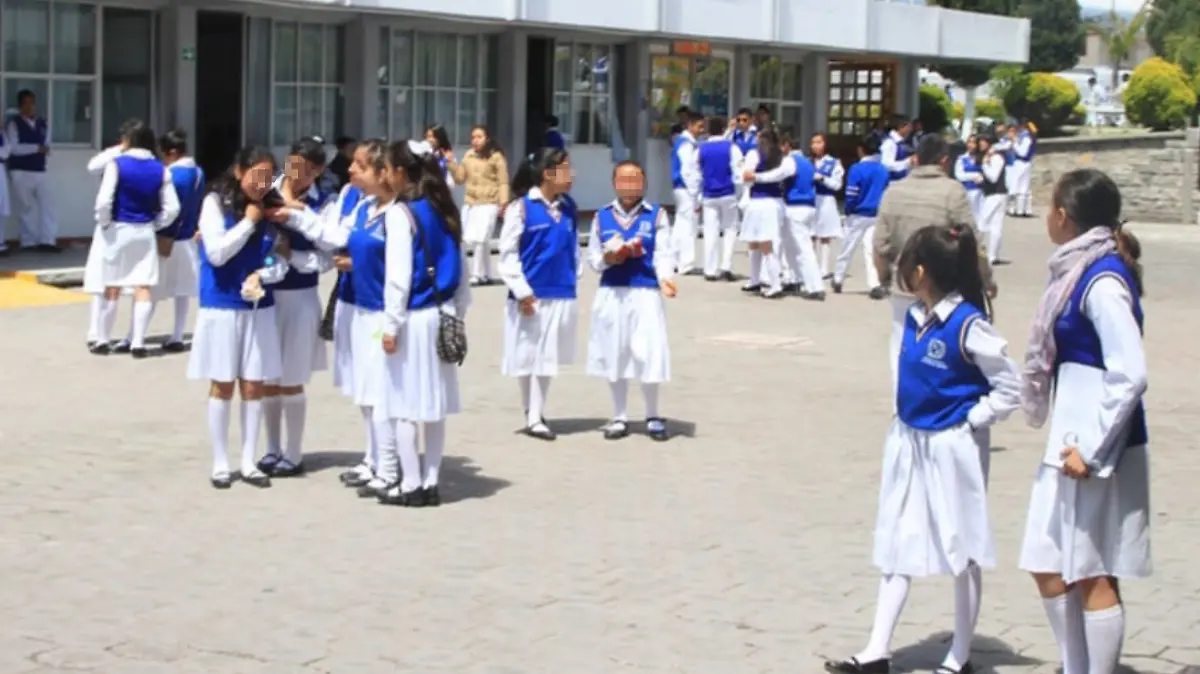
<box><xmin>649</xmin><ymin>52</ymin><xmax>731</xmax><ymax>138</ymax></box>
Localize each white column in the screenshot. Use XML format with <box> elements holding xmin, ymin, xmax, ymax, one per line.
<box><xmin>497</xmin><ymin>29</ymin><xmax>526</xmax><ymax>169</ymax></box>
<box><xmin>802</xmin><ymin>53</ymin><xmax>829</xmax><ymax>139</ymax></box>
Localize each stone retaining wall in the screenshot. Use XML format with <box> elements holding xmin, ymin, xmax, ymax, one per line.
<box><xmin>1031</xmin><ymin>130</ymin><xmax>1199</xmax><ymax>224</ymax></box>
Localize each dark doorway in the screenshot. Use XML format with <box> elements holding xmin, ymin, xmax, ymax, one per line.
<box><xmin>195</xmin><ymin>11</ymin><xmax>244</xmax><ymax>179</ymax></box>
<box><xmin>524</xmin><ymin>37</ymin><xmax>553</xmax><ymax>155</ymax></box>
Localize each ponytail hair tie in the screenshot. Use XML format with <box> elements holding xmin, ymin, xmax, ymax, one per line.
<box><xmin>948</xmin><ymin>225</ymin><xmax>962</xmax><ymax>239</ymax></box>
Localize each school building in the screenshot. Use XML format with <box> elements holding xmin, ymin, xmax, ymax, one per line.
<box><xmin>1</xmin><ymin>0</ymin><xmax>1029</xmax><ymax>240</ymax></box>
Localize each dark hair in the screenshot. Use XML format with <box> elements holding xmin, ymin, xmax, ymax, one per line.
<box><xmin>897</xmin><ymin>224</ymin><xmax>988</xmax><ymax>317</ymax></box>
<box><xmin>707</xmin><ymin>117</ymin><xmax>726</xmax><ymax>136</ymax></box>
<box><xmin>915</xmin><ymin>134</ymin><xmax>948</xmax><ymax>166</ymax></box>
<box><xmin>612</xmin><ymin>159</ymin><xmax>644</xmax><ymax>180</ymax></box>
<box><xmin>122</xmin><ymin>119</ymin><xmax>157</xmax><ymax>153</ymax></box>
<box><xmin>889</xmin><ymin>114</ymin><xmax>910</xmax><ymax>131</ymax></box>
<box><xmin>289</xmin><ymin>136</ymin><xmax>327</xmax><ymax>166</ymax></box>
<box><xmin>756</xmin><ymin>128</ymin><xmax>783</xmax><ymax>170</ymax></box>
<box><xmin>545</xmin><ymin>114</ymin><xmax>559</xmax><ymax>127</ymax></box>
<box><xmin>360</xmin><ymin>138</ymin><xmax>389</xmax><ymax>176</ymax></box>
<box><xmin>511</xmin><ymin>147</ymin><xmax>569</xmax><ymax>200</ymax></box>
<box><xmin>470</xmin><ymin>124</ymin><xmax>503</xmax><ymax>159</ymax></box>
<box><xmin>424</xmin><ymin>124</ymin><xmax>452</xmax><ymax>151</ymax></box>
<box><xmin>388</xmin><ymin>140</ymin><xmax>462</xmax><ymax>242</ymax></box>
<box><xmin>16</xmin><ymin>89</ymin><xmax>35</xmax><ymax>106</ymax></box>
<box><xmin>859</xmin><ymin>133</ymin><xmax>881</xmax><ymax>155</ymax></box>
<box><xmin>686</xmin><ymin>111</ymin><xmax>704</xmax><ymax>126</ymax></box>
<box><xmin>158</xmin><ymin>128</ymin><xmax>188</xmax><ymax>156</ymax></box>
<box><xmin>756</xmin><ymin>103</ymin><xmax>771</xmax><ymax>115</ymax></box>
<box><xmin>737</xmin><ymin>107</ymin><xmax>753</xmax><ymax>117</ymax></box>
<box><xmin>335</xmin><ymin>135</ymin><xmax>356</xmax><ymax>150</ymax></box>
<box><xmin>675</xmin><ymin>105</ymin><xmax>690</xmax><ymax>115</ymax></box>
<box><xmin>210</xmin><ymin>145</ymin><xmax>277</xmax><ymax>219</ymax></box>
<box><xmin>1052</xmin><ymin>168</ymin><xmax>1143</xmax><ymax>296</ymax></box>
<box><xmin>776</xmin><ymin>125</ymin><xmax>796</xmax><ymax>150</ymax></box>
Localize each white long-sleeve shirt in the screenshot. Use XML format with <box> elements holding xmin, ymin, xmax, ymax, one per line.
<box><xmin>813</xmin><ymin>155</ymin><xmax>845</xmax><ymax>192</ymax></box>
<box><xmin>675</xmin><ymin>132</ymin><xmax>701</xmax><ymax>201</ymax></box>
<box><xmin>270</xmin><ymin>175</ymin><xmax>336</xmax><ymax>274</ymax></box>
<box><xmin>86</xmin><ymin>146</ymin><xmax>124</xmax><ymax>176</ymax></box>
<box><xmin>954</xmin><ymin>155</ymin><xmax>982</xmax><ymax>184</ymax></box>
<box><xmin>1013</xmin><ymin>133</ymin><xmax>1034</xmax><ymax>163</ymax></box>
<box><xmin>498</xmin><ymin>187</ymin><xmax>577</xmax><ymax>301</ymax></box>
<box><xmin>5</xmin><ymin>116</ymin><xmax>49</xmax><ymax>160</ymax></box>
<box><xmin>382</xmin><ymin>201</ymin><xmax>472</xmax><ymax>336</ymax></box>
<box><xmin>195</xmin><ymin>193</ymin><xmax>289</xmax><ymax>283</ymax></box>
<box><xmin>879</xmin><ymin>130</ymin><xmax>910</xmax><ymax>176</ymax></box>
<box><xmin>981</xmin><ymin>153</ymin><xmax>1006</xmax><ymax>187</ymax></box>
<box><xmin>585</xmin><ymin>200</ymin><xmax>674</xmax><ymax>280</ymax></box>
<box><xmin>93</xmin><ymin>148</ymin><xmax>181</xmax><ymax>231</ymax></box>
<box><xmin>752</xmin><ymin>154</ymin><xmax>797</xmax><ymax>184</ymax></box>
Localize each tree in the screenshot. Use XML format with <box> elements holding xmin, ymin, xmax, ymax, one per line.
<box><xmin>928</xmin><ymin>0</ymin><xmax>1018</xmax><ymax>138</ymax></box>
<box><xmin>1146</xmin><ymin>0</ymin><xmax>1200</xmax><ymax>58</ymax></box>
<box><xmin>1021</xmin><ymin>0</ymin><xmax>1085</xmax><ymax>73</ymax></box>
<box><xmin>1090</xmin><ymin>3</ymin><xmax>1151</xmax><ymax>90</ymax></box>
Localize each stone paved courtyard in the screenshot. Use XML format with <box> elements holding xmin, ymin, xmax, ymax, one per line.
<box><xmin>1</xmin><ymin>217</ymin><xmax>1198</xmax><ymax>674</ymax></box>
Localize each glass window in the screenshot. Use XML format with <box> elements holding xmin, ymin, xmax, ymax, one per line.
<box><xmin>415</xmin><ymin>34</ymin><xmax>436</xmax><ymax>86</ymax></box>
<box><xmin>299</xmin><ymin>24</ymin><xmax>323</xmax><ymax>82</ymax></box>
<box><xmin>391</xmin><ymin>31</ymin><xmax>412</xmax><ymax>86</ymax></box>
<box><xmin>553</xmin><ymin>42</ymin><xmax>616</xmax><ymax>145</ymax></box>
<box><xmin>4</xmin><ymin>0</ymin><xmax>49</xmax><ymax>73</ymax></box>
<box><xmin>271</xmin><ymin>20</ymin><xmax>345</xmax><ymax>145</ymax></box>
<box><xmin>101</xmin><ymin>7</ymin><xmax>151</xmax><ymax>147</ymax></box>
<box><xmin>827</xmin><ymin>62</ymin><xmax>896</xmax><ymax>138</ymax></box>
<box><xmin>435</xmin><ymin>34</ymin><xmax>455</xmax><ymax>88</ymax></box>
<box><xmin>378</xmin><ymin>27</ymin><xmax>390</xmax><ymax>85</ymax></box>
<box><xmin>51</xmin><ymin>79</ymin><xmax>90</xmax><ymax>143</ymax></box>
<box><xmin>52</xmin><ymin>3</ymin><xmax>95</xmax><ymax>75</ymax></box>
<box><xmin>323</xmin><ymin>25</ymin><xmax>342</xmax><ymax>83</ymax></box>
<box><xmin>748</xmin><ymin>53</ymin><xmax>802</xmax><ymax>134</ymax></box>
<box><xmin>273</xmin><ymin>23</ymin><xmax>297</xmax><ymax>82</ymax></box>
<box><xmin>381</xmin><ymin>31</ymin><xmax>497</xmax><ymax>141</ymax></box>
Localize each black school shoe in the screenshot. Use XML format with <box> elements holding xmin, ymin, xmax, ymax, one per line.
<box><xmin>377</xmin><ymin>485</ymin><xmax>427</xmax><ymax>507</ymax></box>
<box><xmin>522</xmin><ymin>417</ymin><xmax>556</xmax><ymax>441</ymax></box>
<box><xmin>741</xmin><ymin>282</ymin><xmax>762</xmax><ymax>293</ymax></box>
<box><xmin>645</xmin><ymin>417</ymin><xmax>669</xmax><ymax>441</ymax></box>
<box><xmin>868</xmin><ymin>286</ymin><xmax>889</xmax><ymax>301</ymax></box>
<box><xmin>111</xmin><ymin>340</ymin><xmax>132</xmax><ymax>354</ymax></box>
<box><xmin>269</xmin><ymin>458</ymin><xmax>305</xmax><ymax>478</ymax></box>
<box><xmin>131</xmin><ymin>347</ymin><xmax>150</xmax><ymax>359</ymax></box>
<box><xmin>256</xmin><ymin>453</ymin><xmax>283</xmax><ymax>475</ymax></box>
<box><xmin>934</xmin><ymin>663</ymin><xmax>975</xmax><ymax>674</ymax></box>
<box><xmin>602</xmin><ymin>420</ymin><xmax>629</xmax><ymax>440</ymax></box>
<box><xmin>88</xmin><ymin>342</ymin><xmax>111</xmax><ymax>356</ymax></box>
<box><xmin>340</xmin><ymin>464</ymin><xmax>373</xmax><ymax>488</ymax></box>
<box><xmin>210</xmin><ymin>472</ymin><xmax>233</xmax><ymax>490</ymax></box>
<box><xmin>824</xmin><ymin>657</ymin><xmax>890</xmax><ymax>674</ymax></box>
<box><xmin>161</xmin><ymin>341</ymin><xmax>188</xmax><ymax>353</ymax></box>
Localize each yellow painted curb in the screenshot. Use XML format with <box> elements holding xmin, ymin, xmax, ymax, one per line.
<box><xmin>0</xmin><ymin>278</ymin><xmax>90</xmax><ymax>309</ymax></box>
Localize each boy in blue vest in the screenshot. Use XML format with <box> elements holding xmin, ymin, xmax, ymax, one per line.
<box><xmin>833</xmin><ymin>135</ymin><xmax>889</xmax><ymax>299</ymax></box>
<box><xmin>5</xmin><ymin>89</ymin><xmax>58</xmax><ymax>252</ymax></box>
<box><xmin>879</xmin><ymin>113</ymin><xmax>913</xmax><ymax>183</ymax></box>
<box><xmin>698</xmin><ymin>116</ymin><xmax>743</xmax><ymax>281</ymax></box>
<box><xmin>670</xmin><ymin>111</ymin><xmax>704</xmax><ymax>275</ymax></box>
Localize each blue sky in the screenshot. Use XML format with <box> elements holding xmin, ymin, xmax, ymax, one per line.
<box><xmin>1080</xmin><ymin>0</ymin><xmax>1146</xmax><ymax>11</ymax></box>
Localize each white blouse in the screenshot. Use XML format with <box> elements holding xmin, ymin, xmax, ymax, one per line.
<box><xmin>382</xmin><ymin>202</ymin><xmax>472</xmax><ymax>336</ymax></box>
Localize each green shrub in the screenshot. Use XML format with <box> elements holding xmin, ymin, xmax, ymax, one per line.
<box><xmin>1123</xmin><ymin>57</ymin><xmax>1198</xmax><ymax>130</ymax></box>
<box><xmin>1068</xmin><ymin>103</ymin><xmax>1087</xmax><ymax>125</ymax></box>
<box><xmin>919</xmin><ymin>84</ymin><xmax>954</xmax><ymax>133</ymax></box>
<box><xmin>952</xmin><ymin>97</ymin><xmax>1006</xmax><ymax>122</ymax></box>
<box><xmin>1001</xmin><ymin>72</ymin><xmax>1081</xmax><ymax>136</ymax></box>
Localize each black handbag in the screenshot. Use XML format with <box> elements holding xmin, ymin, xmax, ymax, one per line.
<box><xmin>412</xmin><ymin>209</ymin><xmax>468</xmax><ymax>366</ymax></box>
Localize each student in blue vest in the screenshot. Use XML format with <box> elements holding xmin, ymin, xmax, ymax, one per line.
<box><xmin>697</xmin><ymin>116</ymin><xmax>743</xmax><ymax>282</ymax></box>
<box><xmin>953</xmin><ymin>135</ymin><xmax>984</xmax><ymax>227</ymax></box>
<box><xmin>1010</xmin><ymin>120</ymin><xmax>1037</xmax><ymax>217</ymax></box>
<box><xmin>320</xmin><ymin>140</ymin><xmax>370</xmax><ymax>343</ymax></box>
<box><xmin>152</xmin><ymin>128</ymin><xmax>205</xmax><ymax>353</ymax></box>
<box><xmin>878</xmin><ymin>114</ymin><xmax>914</xmax><ymax>183</ymax></box>
<box><xmin>83</xmin><ymin>120</ymin><xmax>138</xmax><ymax>352</ymax></box>
<box><xmin>737</xmin><ymin>128</ymin><xmax>786</xmax><ymax>298</ymax></box>
<box><xmin>188</xmin><ymin>145</ymin><xmax>293</xmax><ymax>489</ymax></box>
<box><xmin>544</xmin><ymin>115</ymin><xmax>567</xmax><ymax>151</ymax></box>
<box><xmin>93</xmin><ymin>120</ymin><xmax>182</xmax><ymax>358</ymax></box>
<box><xmin>585</xmin><ymin>160</ymin><xmax>676</xmax><ymax>441</ymax></box>
<box><xmin>976</xmin><ymin>134</ymin><xmax>1008</xmax><ymax>266</ymax></box>
<box><xmin>424</xmin><ymin>123</ymin><xmax>457</xmax><ymax>188</ymax></box>
<box><xmin>498</xmin><ymin>147</ymin><xmax>577</xmax><ymax>440</ymax></box>
<box><xmin>670</xmin><ymin>111</ymin><xmax>704</xmax><ymax>276</ymax></box>
<box><xmin>810</xmin><ymin>132</ymin><xmax>845</xmax><ymax>280</ymax></box>
<box><xmin>1017</xmin><ymin>169</ymin><xmax>1150</xmax><ymax>674</ymax></box>
<box><xmin>993</xmin><ymin>123</ymin><xmax>1017</xmax><ymax>214</ymax></box>
<box><xmin>825</xmin><ymin>223</ymin><xmax>1020</xmax><ymax>674</ymax></box>
<box><xmin>5</xmin><ymin>89</ymin><xmax>58</xmax><ymax>252</ymax></box>
<box><xmin>832</xmin><ymin>135</ymin><xmax>889</xmax><ymax>299</ymax></box>
<box><xmin>376</xmin><ymin>139</ymin><xmax>471</xmax><ymax>507</ymax></box>
<box><xmin>251</xmin><ymin>137</ymin><xmax>335</xmax><ymax>478</ymax></box>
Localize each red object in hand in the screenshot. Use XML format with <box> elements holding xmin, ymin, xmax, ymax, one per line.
<box><xmin>627</xmin><ymin>237</ymin><xmax>644</xmax><ymax>257</ymax></box>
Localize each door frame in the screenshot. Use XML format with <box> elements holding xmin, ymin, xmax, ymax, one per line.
<box><xmin>647</xmin><ymin>43</ymin><xmax>735</xmax><ymax>119</ymax></box>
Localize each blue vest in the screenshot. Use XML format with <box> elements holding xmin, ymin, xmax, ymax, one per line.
<box><xmin>198</xmin><ymin>209</ymin><xmax>279</xmax><ymax>311</ymax></box>
<box><xmin>670</xmin><ymin>135</ymin><xmax>693</xmax><ymax>190</ymax></box>
<box><xmin>111</xmin><ymin>155</ymin><xmax>165</xmax><ymax>225</ymax></box>
<box><xmin>9</xmin><ymin>117</ymin><xmax>46</xmax><ymax>172</ymax></box>
<box><xmin>844</xmin><ymin>158</ymin><xmax>889</xmax><ymax>217</ymax></box>
<box><xmin>596</xmin><ymin>204</ymin><xmax>660</xmax><ymax>289</ymax></box>
<box><xmin>731</xmin><ymin>128</ymin><xmax>757</xmax><ymax>156</ymax></box>
<box><xmin>408</xmin><ymin>198</ymin><xmax>463</xmax><ymax>310</ymax></box>
<box><xmin>1053</xmin><ymin>253</ymin><xmax>1148</xmax><ymax>447</ymax></box>
<box><xmin>748</xmin><ymin>155</ymin><xmax>781</xmax><ymax>199</ymax></box>
<box><xmin>783</xmin><ymin>153</ymin><xmax>816</xmax><ymax>206</ymax></box>
<box><xmin>698</xmin><ymin>140</ymin><xmax>735</xmax><ymax>199</ymax></box>
<box><xmin>814</xmin><ymin>156</ymin><xmax>839</xmax><ymax>196</ymax></box>
<box><xmin>336</xmin><ymin>186</ymin><xmax>364</xmax><ymax>304</ymax></box>
<box><xmin>276</xmin><ymin>185</ymin><xmax>333</xmax><ymax>292</ymax></box>
<box><xmin>887</xmin><ymin>134</ymin><xmax>911</xmax><ymax>182</ymax></box>
<box><xmin>345</xmin><ymin>201</ymin><xmax>387</xmax><ymax>311</ymax></box>
<box><xmin>164</xmin><ymin>163</ymin><xmax>206</xmax><ymax>241</ymax></box>
<box><xmin>513</xmin><ymin>195</ymin><xmax>577</xmax><ymax>300</ymax></box>
<box><xmin>1015</xmin><ymin>132</ymin><xmax>1036</xmax><ymax>162</ymax></box>
<box><xmin>957</xmin><ymin>155</ymin><xmax>981</xmax><ymax>192</ymax></box>
<box><xmin>896</xmin><ymin>302</ymin><xmax>991</xmax><ymax>431</ymax></box>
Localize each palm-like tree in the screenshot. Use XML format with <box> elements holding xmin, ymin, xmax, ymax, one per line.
<box><xmin>1090</xmin><ymin>1</ymin><xmax>1151</xmax><ymax>90</ymax></box>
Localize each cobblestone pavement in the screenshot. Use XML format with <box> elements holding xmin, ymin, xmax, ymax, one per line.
<box><xmin>1</xmin><ymin>216</ymin><xmax>1198</xmax><ymax>674</ymax></box>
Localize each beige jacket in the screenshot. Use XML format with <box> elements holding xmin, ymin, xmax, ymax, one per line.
<box><xmin>872</xmin><ymin>164</ymin><xmax>995</xmax><ymax>292</ymax></box>
<box><xmin>449</xmin><ymin>151</ymin><xmax>510</xmax><ymax>206</ymax></box>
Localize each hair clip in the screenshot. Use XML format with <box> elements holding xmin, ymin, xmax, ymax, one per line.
<box><xmin>407</xmin><ymin>139</ymin><xmax>433</xmax><ymax>156</ymax></box>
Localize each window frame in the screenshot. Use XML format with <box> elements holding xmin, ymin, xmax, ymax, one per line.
<box><xmin>552</xmin><ymin>40</ymin><xmax>615</xmax><ymax>146</ymax></box>
<box><xmin>269</xmin><ymin>20</ymin><xmax>345</xmax><ymax>147</ymax></box>
<box><xmin>377</xmin><ymin>29</ymin><xmax>499</xmax><ymax>144</ymax></box>
<box><xmin>747</xmin><ymin>53</ymin><xmax>804</xmax><ymax>132</ymax></box>
<box><xmin>826</xmin><ymin>62</ymin><xmax>894</xmax><ymax>138</ymax></box>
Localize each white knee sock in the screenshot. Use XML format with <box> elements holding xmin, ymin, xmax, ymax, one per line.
<box><xmin>394</xmin><ymin>420</ymin><xmax>421</xmax><ymax>491</ymax></box>
<box><xmin>262</xmin><ymin>395</ymin><xmax>283</xmax><ymax>456</ymax></box>
<box><xmin>281</xmin><ymin>393</ymin><xmax>306</xmax><ymax>463</ymax></box>
<box><xmin>943</xmin><ymin>564</ymin><xmax>982</xmax><ymax>671</ymax></box>
<box><xmin>131</xmin><ymin>300</ymin><xmax>154</xmax><ymax>349</ymax></box>
<box><xmin>87</xmin><ymin>295</ymin><xmax>103</xmax><ymax>343</ymax></box>
<box><xmin>373</xmin><ymin>417</ymin><xmax>398</xmax><ymax>483</ymax></box>
<box><xmin>856</xmin><ymin>573</ymin><xmax>912</xmax><ymax>662</ymax></box>
<box><xmin>518</xmin><ymin>375</ymin><xmax>532</xmax><ymax>417</ymax></box>
<box><xmin>207</xmin><ymin>398</ymin><xmax>231</xmax><ymax>476</ymax></box>
<box><xmin>1042</xmin><ymin>590</ymin><xmax>1089</xmax><ymax>674</ymax></box>
<box><xmin>762</xmin><ymin>251</ymin><xmax>782</xmax><ymax>292</ymax></box>
<box><xmin>748</xmin><ymin>250</ymin><xmax>762</xmax><ymax>284</ymax></box>
<box><xmin>1083</xmin><ymin>605</ymin><xmax>1124</xmax><ymax>674</ymax></box>
<box><xmin>818</xmin><ymin>242</ymin><xmax>831</xmax><ymax>277</ymax></box>
<box><xmin>720</xmin><ymin>229</ymin><xmax>736</xmax><ymax>272</ymax></box>
<box><xmin>171</xmin><ymin>297</ymin><xmax>189</xmax><ymax>343</ymax></box>
<box><xmin>99</xmin><ymin>298</ymin><xmax>118</xmax><ymax>343</ymax></box>
<box><xmin>641</xmin><ymin>382</ymin><xmax>660</xmax><ymax>419</ymax></box>
<box><xmin>423</xmin><ymin>420</ymin><xmax>445</xmax><ymax>488</ymax></box>
<box><xmin>527</xmin><ymin>376</ymin><xmax>551</xmax><ymax>426</ymax></box>
<box><xmin>359</xmin><ymin>406</ymin><xmax>378</xmax><ymax>471</ymax></box>
<box><xmin>610</xmin><ymin>380</ymin><xmax>629</xmax><ymax>421</ymax></box>
<box><xmin>239</xmin><ymin>399</ymin><xmax>263</xmax><ymax>475</ymax></box>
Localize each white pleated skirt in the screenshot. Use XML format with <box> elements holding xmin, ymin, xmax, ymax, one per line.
<box><xmin>381</xmin><ymin>305</ymin><xmax>462</xmax><ymax>421</ymax></box>
<box><xmin>82</xmin><ymin>224</ymin><xmax>106</xmax><ymax>294</ymax></box>
<box><xmin>739</xmin><ymin>198</ymin><xmax>784</xmax><ymax>243</ymax></box>
<box><xmin>152</xmin><ymin>239</ymin><xmax>200</xmax><ymax>300</ymax></box>
<box><xmin>272</xmin><ymin>286</ymin><xmax>328</xmax><ymax>386</ymax></box>
<box><xmin>586</xmin><ymin>286</ymin><xmax>670</xmax><ymax>384</ymax></box>
<box><xmin>331</xmin><ymin>299</ymin><xmax>355</xmax><ymax>396</ymax></box>
<box><xmin>1018</xmin><ymin>445</ymin><xmax>1152</xmax><ymax>584</ymax></box>
<box><xmin>462</xmin><ymin>203</ymin><xmax>500</xmax><ymax>245</ymax></box>
<box><xmin>965</xmin><ymin>190</ymin><xmax>984</xmax><ymax>228</ymax></box>
<box><xmin>100</xmin><ymin>224</ymin><xmax>159</xmax><ymax>288</ymax></box>
<box><xmin>812</xmin><ymin>195</ymin><xmax>843</xmax><ymax>238</ymax></box>
<box><xmin>502</xmin><ymin>297</ymin><xmax>578</xmax><ymax>377</ymax></box>
<box><xmin>187</xmin><ymin>306</ymin><xmax>282</xmax><ymax>383</ymax></box>
<box><xmin>349</xmin><ymin>306</ymin><xmax>390</xmax><ymax>410</ymax></box>
<box><xmin>873</xmin><ymin>420</ymin><xmax>995</xmax><ymax>577</ymax></box>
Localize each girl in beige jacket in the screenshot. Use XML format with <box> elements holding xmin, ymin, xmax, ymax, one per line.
<box><xmin>446</xmin><ymin>125</ymin><xmax>510</xmax><ymax>285</ymax></box>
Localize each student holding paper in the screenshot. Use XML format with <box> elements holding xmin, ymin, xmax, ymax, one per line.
<box><xmin>1018</xmin><ymin>168</ymin><xmax>1149</xmax><ymax>674</ymax></box>
<box><xmin>825</xmin><ymin>223</ymin><xmax>1021</xmax><ymax>674</ymax></box>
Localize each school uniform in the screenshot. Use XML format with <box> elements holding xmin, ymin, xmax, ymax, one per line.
<box><xmin>994</xmin><ymin>137</ymin><xmax>1016</xmax><ymax>213</ymax></box>
<box><xmin>879</xmin><ymin>130</ymin><xmax>911</xmax><ymax>184</ymax></box>
<box><xmin>545</xmin><ymin>128</ymin><xmax>567</xmax><ymax>150</ymax></box>
<box><xmin>729</xmin><ymin>126</ymin><xmax>758</xmax><ymax>216</ymax></box>
<box><xmin>739</xmin><ymin>150</ymin><xmax>786</xmax><ymax>297</ymax></box>
<box><xmin>1019</xmin><ymin>255</ymin><xmax>1151</xmax><ymax>584</ymax></box>
<box><xmin>5</xmin><ymin>114</ymin><xmax>56</xmax><ymax>249</ymax></box>
<box><xmin>953</xmin><ymin>153</ymin><xmax>984</xmax><ymax>227</ymax></box>
<box><xmin>832</xmin><ymin>155</ymin><xmax>888</xmax><ymax>291</ymax></box>
<box><xmin>671</xmin><ymin>131</ymin><xmax>701</xmax><ymax>274</ymax></box>
<box><xmin>697</xmin><ymin>136</ymin><xmax>743</xmax><ymax>279</ymax></box>
<box><xmin>812</xmin><ymin>155</ymin><xmax>845</xmax><ymax>240</ymax></box>
<box><xmin>751</xmin><ymin>152</ymin><xmax>825</xmax><ymax>296</ymax></box>
<box><xmin>330</xmin><ymin>184</ymin><xmax>365</xmax><ymax>396</ymax></box>
<box><xmin>154</xmin><ymin>158</ymin><xmax>205</xmax><ymax>303</ymax></box>
<box><xmin>0</xmin><ymin>130</ymin><xmax>11</xmax><ymax>252</ymax></box>
<box><xmin>82</xmin><ymin>146</ymin><xmax>125</xmax><ymax>346</ymax></box>
<box><xmin>979</xmin><ymin>153</ymin><xmax>1007</xmax><ymax>265</ymax></box>
<box><xmin>93</xmin><ymin>149</ymin><xmax>182</xmax><ymax>289</ymax></box>
<box><xmin>1011</xmin><ymin>130</ymin><xmax>1035</xmax><ymax>216</ymax></box>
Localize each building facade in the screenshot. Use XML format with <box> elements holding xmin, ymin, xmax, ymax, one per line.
<box><xmin>0</xmin><ymin>0</ymin><xmax>1029</xmax><ymax>240</ymax></box>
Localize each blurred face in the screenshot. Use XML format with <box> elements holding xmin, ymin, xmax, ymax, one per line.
<box><xmin>898</xmin><ymin>122</ymin><xmax>912</xmax><ymax>137</ymax></box>
<box><xmin>470</xmin><ymin>128</ymin><xmax>487</xmax><ymax>152</ymax></box>
<box><xmin>735</xmin><ymin>113</ymin><xmax>751</xmax><ymax>131</ymax></box>
<box><xmin>237</xmin><ymin>160</ymin><xmax>276</xmax><ymax>201</ymax></box>
<box><xmin>966</xmin><ymin>137</ymin><xmax>978</xmax><ymax>153</ymax></box>
<box><xmin>424</xmin><ymin>129</ymin><xmax>440</xmax><ymax>149</ymax></box>
<box><xmin>687</xmin><ymin>119</ymin><xmax>705</xmax><ymax>137</ymax></box>
<box><xmin>1046</xmin><ymin>191</ymin><xmax>1079</xmax><ymax>246</ymax></box>
<box><xmin>978</xmin><ymin>138</ymin><xmax>992</xmax><ymax>154</ymax></box>
<box><xmin>613</xmin><ymin>164</ymin><xmax>645</xmax><ymax>202</ymax></box>
<box><xmin>755</xmin><ymin>110</ymin><xmax>769</xmax><ymax>127</ymax></box>
<box><xmin>542</xmin><ymin>156</ymin><xmax>572</xmax><ymax>194</ymax></box>
<box><xmin>810</xmin><ymin>135</ymin><xmax>826</xmax><ymax>156</ymax></box>
<box><xmin>19</xmin><ymin>95</ymin><xmax>35</xmax><ymax>117</ymax></box>
<box><xmin>286</xmin><ymin>155</ymin><xmax>324</xmax><ymax>192</ymax></box>
<box><xmin>348</xmin><ymin>146</ymin><xmax>369</xmax><ymax>188</ymax></box>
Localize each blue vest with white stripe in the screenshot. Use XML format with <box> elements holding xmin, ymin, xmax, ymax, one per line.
<box><xmin>1053</xmin><ymin>253</ymin><xmax>1148</xmax><ymax>448</ymax></box>
<box><xmin>957</xmin><ymin>155</ymin><xmax>981</xmax><ymax>192</ymax></box>
<box><xmin>1016</xmin><ymin>132</ymin><xmax>1036</xmax><ymax>162</ymax></box>
<box><xmin>345</xmin><ymin>201</ymin><xmax>386</xmax><ymax>311</ymax></box>
<box><xmin>897</xmin><ymin>302</ymin><xmax>991</xmax><ymax>431</ymax></box>
<box><xmin>111</xmin><ymin>155</ymin><xmax>165</xmax><ymax>225</ymax></box>
<box><xmin>164</xmin><ymin>163</ymin><xmax>206</xmax><ymax>241</ymax></box>
<box><xmin>336</xmin><ymin>186</ymin><xmax>365</xmax><ymax>304</ymax></box>
<box><xmin>670</xmin><ymin>135</ymin><xmax>693</xmax><ymax>190</ymax></box>
<box><xmin>408</xmin><ymin>198</ymin><xmax>462</xmax><ymax>310</ymax></box>
<box><xmin>783</xmin><ymin>153</ymin><xmax>816</xmax><ymax>207</ymax></box>
<box><xmin>814</xmin><ymin>156</ymin><xmax>839</xmax><ymax>196</ymax></box>
<box><xmin>10</xmin><ymin>118</ymin><xmax>46</xmax><ymax>172</ymax></box>
<box><xmin>198</xmin><ymin>209</ymin><xmax>279</xmax><ymax>311</ymax></box>
<box><xmin>513</xmin><ymin>195</ymin><xmax>577</xmax><ymax>300</ymax></box>
<box><xmin>698</xmin><ymin>140</ymin><xmax>735</xmax><ymax>199</ymax></box>
<box><xmin>888</xmin><ymin>134</ymin><xmax>911</xmax><ymax>182</ymax></box>
<box><xmin>276</xmin><ymin>185</ymin><xmax>332</xmax><ymax>292</ymax></box>
<box><xmin>597</xmin><ymin>204</ymin><xmax>660</xmax><ymax>289</ymax></box>
<box><xmin>731</xmin><ymin>128</ymin><xmax>757</xmax><ymax>156</ymax></box>
<box><xmin>748</xmin><ymin>155</ymin><xmax>781</xmax><ymax>199</ymax></box>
